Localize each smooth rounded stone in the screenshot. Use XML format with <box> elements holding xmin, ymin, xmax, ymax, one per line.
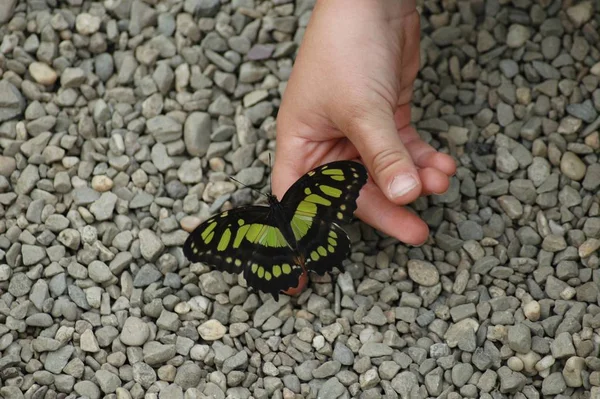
<box><xmin>91</xmin><ymin>176</ymin><xmax>113</xmax><ymax>192</ymax></box>
<box><xmin>563</xmin><ymin>356</ymin><xmax>585</xmax><ymax>387</ymax></box>
<box><xmin>74</xmin><ymin>381</ymin><xmax>101</xmax><ymax>399</ymax></box>
<box><xmin>452</xmin><ymin>363</ymin><xmax>473</xmax><ymax>388</ymax></box>
<box><xmin>332</xmin><ymin>342</ymin><xmax>354</xmax><ymax>366</ymax></box>
<box><xmin>560</xmin><ymin>152</ymin><xmax>587</xmax><ymax>181</ymax></box>
<box><xmin>496</xmin><ymin>103</ymin><xmax>515</xmax><ymax>127</ymax></box>
<box><xmin>567</xmin><ymin>1</ymin><xmax>593</xmax><ymax>27</ymax></box>
<box><xmin>29</xmin><ymin>62</ymin><xmax>58</xmax><ymax>85</ymax></box>
<box><xmin>197</xmin><ymin>319</ymin><xmax>226</xmax><ymax>341</ymax></box>
<box><xmin>507</xmin><ymin>24</ymin><xmax>530</xmax><ymax>48</ymax></box>
<box><xmin>407</xmin><ymin>260</ymin><xmax>439</xmax><ymax>286</ymax></box>
<box><xmin>184</xmin><ymin>112</ymin><xmax>211</xmax><ymax>157</ymax></box>
<box><xmin>120</xmin><ymin>317</ymin><xmax>150</xmax><ymax>346</ymax></box>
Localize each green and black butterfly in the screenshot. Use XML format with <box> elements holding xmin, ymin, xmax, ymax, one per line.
<box><xmin>183</xmin><ymin>160</ymin><xmax>368</xmax><ymax>300</ymax></box>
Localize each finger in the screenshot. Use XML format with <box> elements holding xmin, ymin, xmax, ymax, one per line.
<box><xmin>403</xmin><ymin>138</ymin><xmax>458</xmax><ymax>177</ymax></box>
<box><xmin>418</xmin><ymin>167</ymin><xmax>451</xmax><ymax>195</ymax></box>
<box><xmin>343</xmin><ymin>111</ymin><xmax>422</xmax><ymax>206</ymax></box>
<box><xmin>355</xmin><ymin>179</ymin><xmax>429</xmax><ymax>245</ymax></box>
<box><xmin>271</xmin><ymin>136</ymin><xmax>308</xmax><ymax>199</ymax></box>
<box><xmin>394</xmin><ymin>105</ymin><xmax>457</xmax><ymax>177</ymax></box>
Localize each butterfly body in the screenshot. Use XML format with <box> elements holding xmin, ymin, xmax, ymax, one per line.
<box><xmin>183</xmin><ymin>160</ymin><xmax>368</xmax><ymax>300</ymax></box>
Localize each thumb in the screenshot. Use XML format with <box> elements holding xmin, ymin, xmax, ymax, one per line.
<box><xmin>345</xmin><ymin>112</ymin><xmax>421</xmax><ymax>204</ymax></box>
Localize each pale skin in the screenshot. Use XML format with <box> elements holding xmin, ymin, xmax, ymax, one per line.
<box><xmin>272</xmin><ymin>0</ymin><xmax>457</xmax><ymax>246</ymax></box>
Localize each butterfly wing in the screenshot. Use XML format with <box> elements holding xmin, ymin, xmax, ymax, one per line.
<box><xmin>281</xmin><ymin>160</ymin><xmax>368</xmax><ymax>228</ymax></box>
<box><xmin>183</xmin><ymin>206</ymin><xmax>304</xmax><ymax>297</ymax></box>
<box><xmin>280</xmin><ymin>160</ymin><xmax>368</xmax><ymax>275</ymax></box>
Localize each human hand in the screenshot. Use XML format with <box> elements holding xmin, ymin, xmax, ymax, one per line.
<box><xmin>272</xmin><ymin>0</ymin><xmax>457</xmax><ymax>246</ymax></box>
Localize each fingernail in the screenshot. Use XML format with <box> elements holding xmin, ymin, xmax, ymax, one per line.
<box><xmin>389</xmin><ymin>173</ymin><xmax>418</xmax><ymax>198</ymax></box>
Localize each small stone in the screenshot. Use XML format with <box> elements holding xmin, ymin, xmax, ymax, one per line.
<box><xmin>139</xmin><ymin>229</ymin><xmax>165</xmax><ymax>262</ymax></box>
<box><xmin>506</xmin><ymin>24</ymin><xmax>530</xmax><ymax>48</ymax></box>
<box><xmin>120</xmin><ymin>317</ymin><xmax>150</xmax><ymax>346</ymax></box>
<box><xmin>80</xmin><ymin>329</ymin><xmax>100</xmax><ymax>352</ymax></box>
<box><xmin>407</xmin><ymin>260</ymin><xmax>439</xmax><ymax>286</ymax></box>
<box><xmin>76</xmin><ymin>13</ymin><xmax>102</xmax><ymax>35</ymax></box>
<box><xmin>198</xmin><ymin>319</ymin><xmax>226</xmax><ymax>341</ymax></box>
<box><xmin>542</xmin><ymin>372</ymin><xmax>566</xmax><ymax>395</ymax></box>
<box><xmin>29</xmin><ymin>62</ymin><xmax>58</xmax><ymax>86</ymax></box>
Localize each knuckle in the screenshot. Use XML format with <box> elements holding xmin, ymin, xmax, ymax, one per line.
<box><xmin>370</xmin><ymin>148</ymin><xmax>409</xmax><ymax>178</ymax></box>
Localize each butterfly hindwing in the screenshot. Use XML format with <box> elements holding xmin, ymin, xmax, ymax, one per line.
<box><xmin>281</xmin><ymin>160</ymin><xmax>366</xmax><ymax>276</ymax></box>
<box><xmin>297</xmin><ymin>220</ymin><xmax>351</xmax><ymax>276</ymax></box>
<box><xmin>242</xmin><ymin>246</ymin><xmax>303</xmax><ymax>299</ymax></box>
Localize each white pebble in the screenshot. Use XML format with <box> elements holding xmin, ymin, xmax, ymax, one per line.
<box><xmin>91</xmin><ymin>175</ymin><xmax>114</xmax><ymax>192</ymax></box>
<box><xmin>197</xmin><ymin>319</ymin><xmax>226</xmax><ymax>341</ymax></box>
<box><xmin>312</xmin><ymin>335</ymin><xmax>325</xmax><ymax>350</ymax></box>
<box><xmin>563</xmin><ymin>356</ymin><xmax>585</xmax><ymax>387</ymax></box>
<box><xmin>76</xmin><ymin>13</ymin><xmax>101</xmax><ymax>35</ymax></box>
<box><xmin>174</xmin><ymin>302</ymin><xmax>190</xmax><ymax>314</ymax></box>
<box><xmin>507</xmin><ymin>356</ymin><xmax>523</xmax><ymax>371</ymax></box>
<box><xmin>560</xmin><ymin>286</ymin><xmax>577</xmax><ymax>300</ymax></box>
<box><xmin>523</xmin><ymin>300</ymin><xmax>541</xmax><ymax>321</ymax></box>
<box><xmin>29</xmin><ymin>62</ymin><xmax>57</xmax><ymax>85</ymax></box>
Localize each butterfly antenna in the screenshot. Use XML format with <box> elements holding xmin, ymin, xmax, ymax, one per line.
<box><xmin>229</xmin><ymin>176</ymin><xmax>269</xmax><ymax>198</ymax></box>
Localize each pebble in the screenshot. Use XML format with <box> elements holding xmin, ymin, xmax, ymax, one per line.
<box><xmin>29</xmin><ymin>62</ymin><xmax>58</xmax><ymax>86</ymax></box>
<box><xmin>120</xmin><ymin>317</ymin><xmax>150</xmax><ymax>346</ymax></box>
<box><xmin>197</xmin><ymin>319</ymin><xmax>227</xmax><ymax>340</ymax></box>
<box><xmin>407</xmin><ymin>260</ymin><xmax>439</xmax><ymax>286</ymax></box>
<box><xmin>560</xmin><ymin>152</ymin><xmax>587</xmax><ymax>181</ymax></box>
<box><xmin>0</xmin><ymin>1</ymin><xmax>596</xmax><ymax>399</ymax></box>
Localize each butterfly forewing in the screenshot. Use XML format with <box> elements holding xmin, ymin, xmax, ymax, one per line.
<box><xmin>183</xmin><ymin>206</ymin><xmax>273</xmax><ymax>274</ymax></box>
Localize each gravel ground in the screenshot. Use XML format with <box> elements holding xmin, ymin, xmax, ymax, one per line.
<box><xmin>0</xmin><ymin>0</ymin><xmax>599</xmax><ymax>398</ymax></box>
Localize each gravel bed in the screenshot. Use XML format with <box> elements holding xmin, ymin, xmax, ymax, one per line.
<box><xmin>0</xmin><ymin>0</ymin><xmax>599</xmax><ymax>398</ymax></box>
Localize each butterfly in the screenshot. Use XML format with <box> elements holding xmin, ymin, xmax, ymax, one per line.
<box><xmin>183</xmin><ymin>160</ymin><xmax>368</xmax><ymax>300</ymax></box>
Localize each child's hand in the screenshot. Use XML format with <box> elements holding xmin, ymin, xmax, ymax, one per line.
<box><xmin>272</xmin><ymin>0</ymin><xmax>456</xmax><ymax>245</ymax></box>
